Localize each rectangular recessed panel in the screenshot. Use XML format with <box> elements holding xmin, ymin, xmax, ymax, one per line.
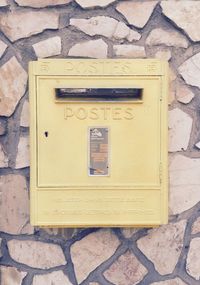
<box><xmin>89</xmin><ymin>127</ymin><xmax>109</xmax><ymax>176</ymax></box>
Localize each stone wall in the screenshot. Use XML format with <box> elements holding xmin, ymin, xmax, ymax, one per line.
<box><xmin>0</xmin><ymin>0</ymin><xmax>200</xmax><ymax>284</ymax></box>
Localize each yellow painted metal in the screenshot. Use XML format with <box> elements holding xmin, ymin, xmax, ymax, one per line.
<box><xmin>29</xmin><ymin>59</ymin><xmax>168</xmax><ymax>227</ymax></box>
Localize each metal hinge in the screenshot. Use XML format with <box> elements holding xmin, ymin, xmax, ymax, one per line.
<box><xmin>159</xmin><ymin>163</ymin><xmax>162</xmax><ymax>183</ymax></box>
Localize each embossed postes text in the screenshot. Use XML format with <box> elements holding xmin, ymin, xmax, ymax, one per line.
<box><xmin>65</xmin><ymin>106</ymin><xmax>134</xmax><ymax>120</ymax></box>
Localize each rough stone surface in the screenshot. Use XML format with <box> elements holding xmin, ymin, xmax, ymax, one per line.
<box><xmin>186</xmin><ymin>237</ymin><xmax>200</xmax><ymax>280</ymax></box>
<box><xmin>170</xmin><ymin>155</ymin><xmax>200</xmax><ymax>215</ymax></box>
<box><xmin>70</xmin><ymin>16</ymin><xmax>141</xmax><ymax>42</ymax></box>
<box><xmin>137</xmin><ymin>220</ymin><xmax>187</xmax><ymax>275</ymax></box>
<box><xmin>20</xmin><ymin>100</ymin><xmax>29</xmax><ymax>127</ymax></box>
<box><xmin>104</xmin><ymin>251</ymin><xmax>148</xmax><ymax>285</ymax></box>
<box><xmin>0</xmin><ymin>40</ymin><xmax>7</xmax><ymax>58</ymax></box>
<box><xmin>116</xmin><ymin>1</ymin><xmax>158</xmax><ymax>28</ymax></box>
<box><xmin>68</xmin><ymin>39</ymin><xmax>108</xmax><ymax>58</ymax></box>
<box><xmin>176</xmin><ymin>82</ymin><xmax>195</xmax><ymax>104</ymax></box>
<box><xmin>15</xmin><ymin>0</ymin><xmax>72</xmax><ymax>7</ymax></box>
<box><xmin>195</xmin><ymin>141</ymin><xmax>200</xmax><ymax>149</ymax></box>
<box><xmin>0</xmin><ymin>174</ymin><xmax>33</xmax><ymax>235</ymax></box>
<box><xmin>8</xmin><ymin>240</ymin><xmax>66</xmax><ymax>269</ymax></box>
<box><xmin>192</xmin><ymin>217</ymin><xmax>200</xmax><ymax>235</ymax></box>
<box><xmin>168</xmin><ymin>108</ymin><xmax>192</xmax><ymax>152</ymax></box>
<box><xmin>178</xmin><ymin>52</ymin><xmax>200</xmax><ymax>89</ymax></box>
<box><xmin>169</xmin><ymin>82</ymin><xmax>175</xmax><ymax>105</ymax></box>
<box><xmin>15</xmin><ymin>136</ymin><xmax>29</xmax><ymax>169</ymax></box>
<box><xmin>146</xmin><ymin>28</ymin><xmax>188</xmax><ymax>48</ymax></box>
<box><xmin>169</xmin><ymin>68</ymin><xmax>177</xmax><ymax>105</ymax></box>
<box><xmin>0</xmin><ymin>143</ymin><xmax>8</xmax><ymax>167</ymax></box>
<box><xmin>0</xmin><ymin>266</ymin><xmax>27</xmax><ymax>285</ymax></box>
<box><xmin>169</xmin><ymin>67</ymin><xmax>177</xmax><ymax>82</ymax></box>
<box><xmin>150</xmin><ymin>278</ymin><xmax>187</xmax><ymax>285</ymax></box>
<box><xmin>114</xmin><ymin>22</ymin><xmax>141</xmax><ymax>42</ymax></box>
<box><xmin>121</xmin><ymin>228</ymin><xmax>139</xmax><ymax>238</ymax></box>
<box><xmin>0</xmin><ymin>11</ymin><xmax>59</xmax><ymax>42</ymax></box>
<box><xmin>32</xmin><ymin>271</ymin><xmax>73</xmax><ymax>285</ymax></box>
<box><xmin>0</xmin><ymin>0</ymin><xmax>8</xmax><ymax>6</ymax></box>
<box><xmin>114</xmin><ymin>45</ymin><xmax>146</xmax><ymax>58</ymax></box>
<box><xmin>71</xmin><ymin>229</ymin><xmax>120</xmax><ymax>283</ymax></box>
<box><xmin>0</xmin><ymin>57</ymin><xmax>27</xmax><ymax>117</ymax></box>
<box><xmin>33</xmin><ymin>36</ymin><xmax>61</xmax><ymax>58</ymax></box>
<box><xmin>161</xmin><ymin>1</ymin><xmax>200</xmax><ymax>42</ymax></box>
<box><xmin>75</xmin><ymin>0</ymin><xmax>116</xmax><ymax>8</ymax></box>
<box><xmin>155</xmin><ymin>49</ymin><xmax>171</xmax><ymax>61</ymax></box>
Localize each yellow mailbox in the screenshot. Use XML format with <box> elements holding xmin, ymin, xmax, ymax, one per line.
<box><xmin>29</xmin><ymin>59</ymin><xmax>168</xmax><ymax>227</ymax></box>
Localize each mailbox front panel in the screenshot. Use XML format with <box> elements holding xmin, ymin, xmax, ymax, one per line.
<box><xmin>29</xmin><ymin>59</ymin><xmax>168</xmax><ymax>227</ymax></box>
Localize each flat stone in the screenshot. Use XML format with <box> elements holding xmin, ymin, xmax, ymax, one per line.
<box><xmin>168</xmin><ymin>108</ymin><xmax>192</xmax><ymax>152</ymax></box>
<box><xmin>150</xmin><ymin>278</ymin><xmax>187</xmax><ymax>285</ymax></box>
<box><xmin>155</xmin><ymin>49</ymin><xmax>171</xmax><ymax>61</ymax></box>
<box><xmin>15</xmin><ymin>0</ymin><xmax>72</xmax><ymax>8</ymax></box>
<box><xmin>169</xmin><ymin>67</ymin><xmax>177</xmax><ymax>82</ymax></box>
<box><xmin>0</xmin><ymin>143</ymin><xmax>8</xmax><ymax>167</ymax></box>
<box><xmin>70</xmin><ymin>16</ymin><xmax>117</xmax><ymax>38</ymax></box>
<box><xmin>168</xmin><ymin>68</ymin><xmax>177</xmax><ymax>105</ymax></box>
<box><xmin>0</xmin><ymin>57</ymin><xmax>27</xmax><ymax>117</ymax></box>
<box><xmin>0</xmin><ymin>11</ymin><xmax>59</xmax><ymax>42</ymax></box>
<box><xmin>169</xmin><ymin>82</ymin><xmax>175</xmax><ymax>105</ymax></box>
<box><xmin>0</xmin><ymin>40</ymin><xmax>7</xmax><ymax>58</ymax></box>
<box><xmin>116</xmin><ymin>1</ymin><xmax>158</xmax><ymax>28</ymax></box>
<box><xmin>32</xmin><ymin>271</ymin><xmax>73</xmax><ymax>285</ymax></box>
<box><xmin>186</xmin><ymin>237</ymin><xmax>200</xmax><ymax>280</ymax></box>
<box><xmin>178</xmin><ymin>52</ymin><xmax>200</xmax><ymax>89</ymax></box>
<box><xmin>176</xmin><ymin>82</ymin><xmax>195</xmax><ymax>104</ymax></box>
<box><xmin>114</xmin><ymin>45</ymin><xmax>146</xmax><ymax>58</ymax></box>
<box><xmin>121</xmin><ymin>228</ymin><xmax>139</xmax><ymax>238</ymax></box>
<box><xmin>146</xmin><ymin>28</ymin><xmax>188</xmax><ymax>48</ymax></box>
<box><xmin>104</xmin><ymin>251</ymin><xmax>148</xmax><ymax>285</ymax></box>
<box><xmin>41</xmin><ymin>228</ymin><xmax>80</xmax><ymax>239</ymax></box>
<box><xmin>33</xmin><ymin>36</ymin><xmax>61</xmax><ymax>58</ymax></box>
<box><xmin>0</xmin><ymin>0</ymin><xmax>8</xmax><ymax>6</ymax></box>
<box><xmin>0</xmin><ymin>174</ymin><xmax>33</xmax><ymax>234</ymax></box>
<box><xmin>75</xmin><ymin>0</ymin><xmax>116</xmax><ymax>8</ymax></box>
<box><xmin>68</xmin><ymin>39</ymin><xmax>108</xmax><ymax>59</ymax></box>
<box><xmin>170</xmin><ymin>155</ymin><xmax>200</xmax><ymax>215</ymax></box>
<box><xmin>0</xmin><ymin>266</ymin><xmax>27</xmax><ymax>285</ymax></box>
<box><xmin>71</xmin><ymin>229</ymin><xmax>120</xmax><ymax>283</ymax></box>
<box><xmin>161</xmin><ymin>1</ymin><xmax>200</xmax><ymax>42</ymax></box>
<box><xmin>15</xmin><ymin>136</ymin><xmax>29</xmax><ymax>169</ymax></box>
<box><xmin>70</xmin><ymin>16</ymin><xmax>141</xmax><ymax>42</ymax></box>
<box><xmin>20</xmin><ymin>100</ymin><xmax>29</xmax><ymax>127</ymax></box>
<box><xmin>195</xmin><ymin>141</ymin><xmax>200</xmax><ymax>149</ymax></box>
<box><xmin>192</xmin><ymin>217</ymin><xmax>200</xmax><ymax>235</ymax></box>
<box><xmin>114</xmin><ymin>22</ymin><xmax>141</xmax><ymax>42</ymax></box>
<box><xmin>137</xmin><ymin>220</ymin><xmax>187</xmax><ymax>275</ymax></box>
<box><xmin>8</xmin><ymin>240</ymin><xmax>66</xmax><ymax>269</ymax></box>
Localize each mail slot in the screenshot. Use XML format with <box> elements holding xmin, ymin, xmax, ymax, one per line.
<box><xmin>29</xmin><ymin>59</ymin><xmax>168</xmax><ymax>227</ymax></box>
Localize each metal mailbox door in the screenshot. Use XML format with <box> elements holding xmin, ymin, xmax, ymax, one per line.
<box><xmin>29</xmin><ymin>59</ymin><xmax>168</xmax><ymax>227</ymax></box>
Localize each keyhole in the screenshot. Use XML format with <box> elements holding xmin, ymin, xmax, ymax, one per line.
<box><xmin>44</xmin><ymin>131</ymin><xmax>48</xmax><ymax>137</ymax></box>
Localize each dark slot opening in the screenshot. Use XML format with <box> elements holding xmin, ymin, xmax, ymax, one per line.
<box><xmin>55</xmin><ymin>88</ymin><xmax>143</xmax><ymax>101</ymax></box>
